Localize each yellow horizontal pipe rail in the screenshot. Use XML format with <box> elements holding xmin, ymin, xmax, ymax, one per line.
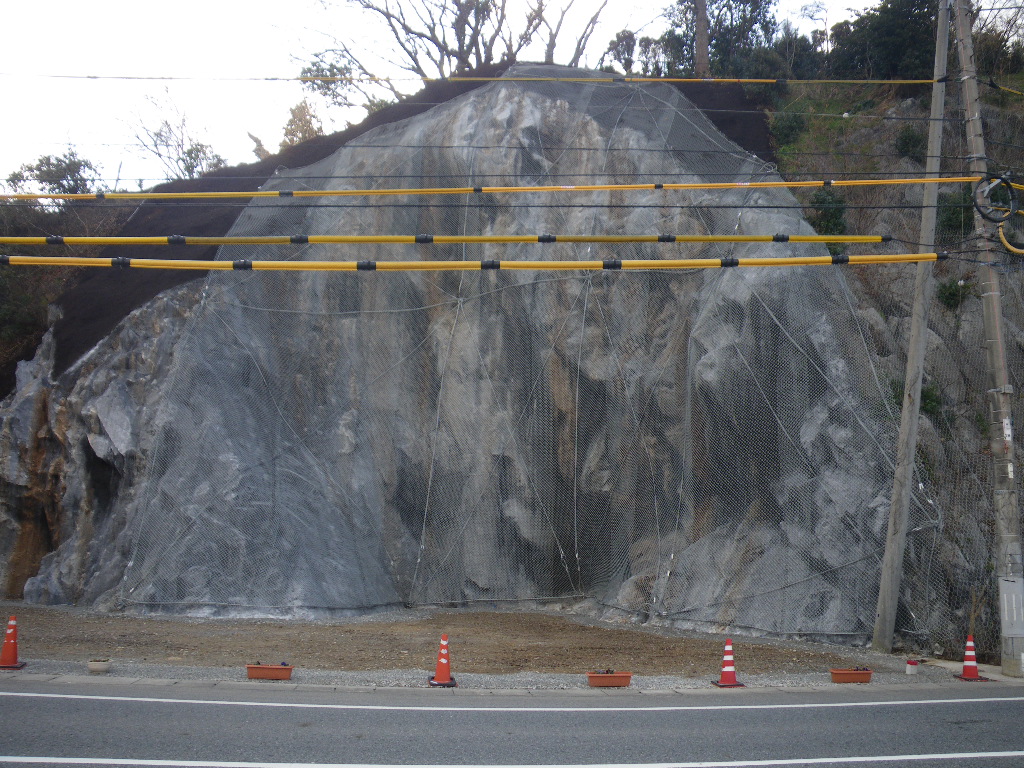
<box><xmin>0</xmin><ymin>234</ymin><xmax>890</xmax><ymax>247</ymax></box>
<box><xmin>0</xmin><ymin>177</ymin><xmax>983</xmax><ymax>202</ymax></box>
<box><xmin>0</xmin><ymin>253</ymin><xmax>944</xmax><ymax>272</ymax></box>
<box><xmin>998</xmin><ymin>222</ymin><xmax>1024</xmax><ymax>255</ymax></box>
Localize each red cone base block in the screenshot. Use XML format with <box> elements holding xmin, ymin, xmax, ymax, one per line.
<box><xmin>955</xmin><ymin>634</ymin><xmax>990</xmax><ymax>682</ymax></box>
<box><xmin>0</xmin><ymin>616</ymin><xmax>26</xmax><ymax>670</ymax></box>
<box><xmin>428</xmin><ymin>633</ymin><xmax>457</xmax><ymax>688</ymax></box>
<box><xmin>712</xmin><ymin>638</ymin><xmax>745</xmax><ymax>688</ymax></box>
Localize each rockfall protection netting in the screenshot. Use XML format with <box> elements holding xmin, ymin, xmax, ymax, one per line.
<box><xmin>115</xmin><ymin>65</ymin><xmax>1010</xmax><ymax>651</ymax></box>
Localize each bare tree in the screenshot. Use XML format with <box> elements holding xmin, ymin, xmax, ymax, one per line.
<box><xmin>132</xmin><ymin>98</ymin><xmax>226</xmax><ymax>181</ymax></box>
<box><xmin>539</xmin><ymin>0</ymin><xmax>609</xmax><ymax>66</ymax></box>
<box><xmin>303</xmin><ymin>0</ymin><xmax>609</xmax><ymax>114</ymax></box>
<box><xmin>972</xmin><ymin>0</ymin><xmax>1024</xmax><ymax>76</ymax></box>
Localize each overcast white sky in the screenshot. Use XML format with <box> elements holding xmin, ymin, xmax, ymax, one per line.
<box><xmin>0</xmin><ymin>0</ymin><xmax>877</xmax><ymax>187</ymax></box>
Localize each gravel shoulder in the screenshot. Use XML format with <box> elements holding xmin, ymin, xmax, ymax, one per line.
<box><xmin>1</xmin><ymin>599</ymin><xmax>944</xmax><ymax>689</ymax></box>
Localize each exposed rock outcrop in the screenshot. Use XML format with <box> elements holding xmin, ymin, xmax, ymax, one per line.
<box><xmin>0</xmin><ymin>66</ymin><xmax>1009</xmax><ymax>650</ymax></box>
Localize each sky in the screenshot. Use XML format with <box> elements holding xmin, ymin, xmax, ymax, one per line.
<box><xmin>0</xmin><ymin>0</ymin><xmax>878</xmax><ymax>188</ymax></box>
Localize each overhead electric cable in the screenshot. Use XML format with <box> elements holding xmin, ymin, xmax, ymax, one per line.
<box><xmin>0</xmin><ymin>72</ymin><xmax>942</xmax><ymax>86</ymax></box>
<box><xmin>0</xmin><ymin>253</ymin><xmax>944</xmax><ymax>272</ymax></box>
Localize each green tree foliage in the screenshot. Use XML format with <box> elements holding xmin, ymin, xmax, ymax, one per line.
<box><xmin>895</xmin><ymin>124</ymin><xmax>927</xmax><ymax>164</ymax></box>
<box><xmin>280</xmin><ymin>100</ymin><xmax>324</xmax><ymax>150</ymax></box>
<box><xmin>936</xmin><ymin>186</ymin><xmax>974</xmax><ymax>245</ymax></box>
<box><xmin>771</xmin><ymin>21</ymin><xmax>824</xmax><ymax>80</ymax></box>
<box><xmin>1</xmin><ymin>148</ymin><xmax>127</xmax><ymax>391</ymax></box>
<box><xmin>301</xmin><ymin>50</ymin><xmax>363</xmax><ymax>109</ymax></box>
<box><xmin>807</xmin><ymin>187</ymin><xmax>847</xmax><ymax>255</ymax></box>
<box><xmin>665</xmin><ymin>0</ymin><xmax>778</xmax><ymax>77</ymax></box>
<box><xmin>604</xmin><ymin>30</ymin><xmax>638</xmax><ymax>73</ymax></box>
<box><xmin>6</xmin><ymin>149</ymin><xmax>102</xmax><ymax>197</ymax></box>
<box><xmin>827</xmin><ymin>0</ymin><xmax>935</xmax><ymax>80</ymax></box>
<box><xmin>605</xmin><ymin>0</ymin><xmax>779</xmax><ymax>78</ymax></box>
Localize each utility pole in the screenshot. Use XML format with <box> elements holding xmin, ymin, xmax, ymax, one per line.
<box><xmin>872</xmin><ymin>0</ymin><xmax>950</xmax><ymax>654</ymax></box>
<box><xmin>953</xmin><ymin>0</ymin><xmax>1024</xmax><ymax>677</ymax></box>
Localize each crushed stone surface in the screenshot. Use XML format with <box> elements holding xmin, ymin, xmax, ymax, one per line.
<box><xmin>1</xmin><ymin>600</ymin><xmax>949</xmax><ymax>689</ymax></box>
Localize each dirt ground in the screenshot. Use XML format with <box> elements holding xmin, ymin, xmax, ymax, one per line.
<box><xmin>3</xmin><ymin>601</ymin><xmax>871</xmax><ymax>677</ymax></box>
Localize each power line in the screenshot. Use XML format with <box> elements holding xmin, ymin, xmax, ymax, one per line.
<box><xmin>0</xmin><ymin>72</ymin><xmax>943</xmax><ymax>86</ymax></box>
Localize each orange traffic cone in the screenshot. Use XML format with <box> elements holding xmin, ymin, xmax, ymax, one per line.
<box><xmin>0</xmin><ymin>616</ymin><xmax>26</xmax><ymax>670</ymax></box>
<box><xmin>955</xmin><ymin>634</ymin><xmax>989</xmax><ymax>681</ymax></box>
<box><xmin>428</xmin><ymin>633</ymin><xmax>457</xmax><ymax>688</ymax></box>
<box><xmin>711</xmin><ymin>638</ymin><xmax>745</xmax><ymax>688</ymax></box>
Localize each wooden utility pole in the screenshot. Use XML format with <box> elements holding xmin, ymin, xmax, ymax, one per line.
<box><xmin>694</xmin><ymin>0</ymin><xmax>711</xmax><ymax>78</ymax></box>
<box><xmin>872</xmin><ymin>0</ymin><xmax>950</xmax><ymax>654</ymax></box>
<box><xmin>952</xmin><ymin>0</ymin><xmax>1024</xmax><ymax>677</ymax></box>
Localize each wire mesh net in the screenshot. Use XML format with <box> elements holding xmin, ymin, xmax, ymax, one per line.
<box><xmin>113</xmin><ymin>64</ymin><xmax>1014</xmax><ymax>653</ymax></box>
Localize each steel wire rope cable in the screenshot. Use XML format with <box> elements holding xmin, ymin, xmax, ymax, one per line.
<box><xmin>494</xmin><ymin>76</ymin><xmax>630</xmax><ymax>598</ymax></box>
<box><xmin>396</xmin><ymin>165</ymin><xmax>465</xmax><ymax>606</ymax></box>
<box><xmin>749</xmin><ymin>287</ymin><xmax>902</xmax><ymax>476</ymax></box>
<box><xmin>532</xmin><ymin>78</ymin><xmax>638</xmax><ymax>597</ymax></box>
<box><xmin>603</xmin><ymin>79</ymin><xmax>733</xmax><ymax>606</ymax></box>
<box><xmin>559</xmin><ymin>80</ymin><xmax>643</xmax><ymax>599</ymax></box>
<box><xmin>658</xmin><ymin>545</ymin><xmax>888</xmax><ymax>623</ymax></box>
<box><xmin>208</xmin><ymin>189</ymin><xmax>390</xmax><ymax>604</ymax></box>
<box><xmin>428</xmin><ymin>78</ymin><xmax>647</xmax><ymax>602</ymax></box>
<box><xmin>577</xmin><ymin>82</ymin><xmax>662</xmax><ymax>604</ymax></box>
<box><xmin>116</xmin><ymin>277</ymin><xmax>224</xmax><ymax>607</ymax></box>
<box><xmin>733</xmin><ymin>279</ymin><xmax>900</xmax><ymax>633</ymax></box>
<box><xmin>470</xmin><ymin>78</ymin><xmax>636</xmax><ymax>601</ymax></box>
<box><xmin>833</xmin><ymin>258</ymin><xmax>952</xmax><ymax>630</ymax></box>
<box><xmin>693</xmin><ymin>164</ymin><xmax>814</xmax><ymax>628</ymax></box>
<box><xmin>407</xmin><ymin>114</ymin><xmax>554</xmax><ymax>604</ymax></box>
<box><xmin>611</xmin><ymin>81</ymin><xmax>707</xmax><ymax>614</ymax></box>
<box><xmin>1</xmin><ymin>175</ymin><xmax>989</xmax><ymax>204</ymax></box>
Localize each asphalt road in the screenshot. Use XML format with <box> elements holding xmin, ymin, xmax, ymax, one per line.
<box><xmin>2</xmin><ymin>676</ymin><xmax>1024</xmax><ymax>767</ymax></box>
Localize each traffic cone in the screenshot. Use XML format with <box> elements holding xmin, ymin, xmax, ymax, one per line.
<box><xmin>711</xmin><ymin>638</ymin><xmax>745</xmax><ymax>688</ymax></box>
<box><xmin>0</xmin><ymin>616</ymin><xmax>26</xmax><ymax>670</ymax></box>
<box><xmin>428</xmin><ymin>633</ymin><xmax>457</xmax><ymax>688</ymax></box>
<box><xmin>955</xmin><ymin>634</ymin><xmax>989</xmax><ymax>681</ymax></box>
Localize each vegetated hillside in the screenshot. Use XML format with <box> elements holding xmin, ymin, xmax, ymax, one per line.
<box><xmin>772</xmin><ymin>81</ymin><xmax>1024</xmax><ymax>659</ymax></box>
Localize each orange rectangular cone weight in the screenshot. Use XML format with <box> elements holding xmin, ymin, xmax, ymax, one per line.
<box><xmin>428</xmin><ymin>633</ymin><xmax>457</xmax><ymax>687</ymax></box>
<box><xmin>0</xmin><ymin>616</ymin><xmax>26</xmax><ymax>670</ymax></box>
<box><xmin>711</xmin><ymin>638</ymin><xmax>744</xmax><ymax>688</ymax></box>
<box><xmin>955</xmin><ymin>634</ymin><xmax>989</xmax><ymax>681</ymax></box>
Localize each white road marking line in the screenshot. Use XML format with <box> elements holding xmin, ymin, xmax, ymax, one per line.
<box><xmin>2</xmin><ymin>753</ymin><xmax>1024</xmax><ymax>767</ymax></box>
<box><xmin>1</xmin><ymin>691</ymin><xmax>1024</xmax><ymax>713</ymax></box>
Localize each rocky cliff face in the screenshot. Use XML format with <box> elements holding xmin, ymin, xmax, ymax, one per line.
<box><xmin>0</xmin><ymin>66</ymin><xmax>1007</xmax><ymax>647</ymax></box>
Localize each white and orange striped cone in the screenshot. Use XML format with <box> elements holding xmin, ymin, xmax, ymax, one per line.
<box><xmin>711</xmin><ymin>638</ymin><xmax>745</xmax><ymax>688</ymax></box>
<box><xmin>0</xmin><ymin>616</ymin><xmax>26</xmax><ymax>670</ymax></box>
<box><xmin>955</xmin><ymin>634</ymin><xmax>989</xmax><ymax>681</ymax></box>
<box><xmin>428</xmin><ymin>633</ymin><xmax>457</xmax><ymax>687</ymax></box>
